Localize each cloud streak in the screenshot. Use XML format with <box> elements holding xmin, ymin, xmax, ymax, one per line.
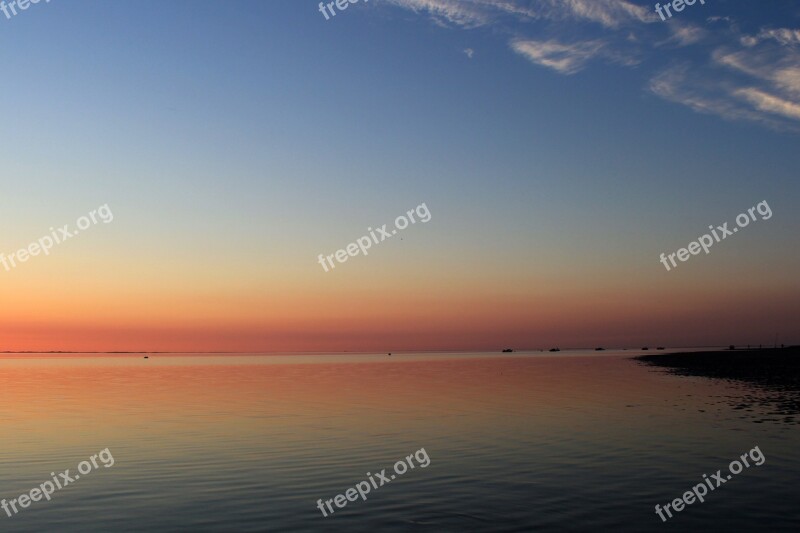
<box><xmin>511</xmin><ymin>39</ymin><xmax>605</xmax><ymax>74</ymax></box>
<box><xmin>382</xmin><ymin>0</ymin><xmax>800</xmax><ymax>130</ymax></box>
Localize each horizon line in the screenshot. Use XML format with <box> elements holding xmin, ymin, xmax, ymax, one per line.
<box><xmin>2</xmin><ymin>344</ymin><xmax>794</xmax><ymax>355</ymax></box>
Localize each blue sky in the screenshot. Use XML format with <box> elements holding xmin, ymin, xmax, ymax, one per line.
<box><xmin>3</xmin><ymin>1</ymin><xmax>798</xmax><ymax>223</ymax></box>
<box><xmin>1</xmin><ymin>0</ymin><xmax>799</xmax><ymax>350</ymax></box>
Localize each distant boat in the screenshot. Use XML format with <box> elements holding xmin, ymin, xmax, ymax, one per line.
<box><xmin>502</xmin><ymin>348</ymin><xmax>513</xmax><ymax>353</ymax></box>
<box><xmin>549</xmin><ymin>348</ymin><xmax>560</xmax><ymax>352</ymax></box>
<box><xmin>595</xmin><ymin>347</ymin><xmax>605</xmax><ymax>351</ymax></box>
<box><xmin>657</xmin><ymin>347</ymin><xmax>665</xmax><ymax>350</ymax></box>
<box><xmin>144</xmin><ymin>356</ymin><xmax>149</xmax><ymax>359</ymax></box>
<box><xmin>641</xmin><ymin>347</ymin><xmax>649</xmax><ymax>351</ymax></box>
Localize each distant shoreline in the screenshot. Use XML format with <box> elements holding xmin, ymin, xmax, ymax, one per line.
<box><xmin>634</xmin><ymin>346</ymin><xmax>800</xmax><ymax>390</ymax></box>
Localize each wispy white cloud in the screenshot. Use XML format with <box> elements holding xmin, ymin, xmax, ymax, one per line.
<box><xmin>734</xmin><ymin>87</ymin><xmax>800</xmax><ymax>121</ymax></box>
<box><xmin>381</xmin><ymin>1</ymin><xmax>800</xmax><ymax>130</ymax></box>
<box><xmin>489</xmin><ymin>0</ymin><xmax>540</xmax><ymax>20</ymax></box>
<box><xmin>665</xmin><ymin>24</ymin><xmax>707</xmax><ymax>46</ymax></box>
<box><xmin>707</xmin><ymin>16</ymin><xmax>733</xmax><ymax>24</ymax></box>
<box><xmin>386</xmin><ymin>0</ymin><xmax>655</xmax><ymax>29</ymax></box>
<box><xmin>740</xmin><ymin>35</ymin><xmax>759</xmax><ymax>48</ymax></box>
<box><xmin>742</xmin><ymin>28</ymin><xmax>800</xmax><ymax>48</ymax></box>
<box><xmin>464</xmin><ymin>47</ymin><xmax>475</xmax><ymax>59</ymax></box>
<box><xmin>713</xmin><ymin>40</ymin><xmax>800</xmax><ymax>97</ymax></box>
<box><xmin>545</xmin><ymin>0</ymin><xmax>655</xmax><ymax>28</ymax></box>
<box><xmin>774</xmin><ymin>67</ymin><xmax>800</xmax><ymax>97</ymax></box>
<box><xmin>511</xmin><ymin>39</ymin><xmax>605</xmax><ymax>74</ymax></box>
<box><xmin>649</xmin><ymin>31</ymin><xmax>800</xmax><ymax>130</ymax></box>
<box><xmin>385</xmin><ymin>0</ymin><xmax>492</xmax><ymax>28</ymax></box>
<box><xmin>648</xmin><ymin>65</ymin><xmax>777</xmax><ymax>126</ymax></box>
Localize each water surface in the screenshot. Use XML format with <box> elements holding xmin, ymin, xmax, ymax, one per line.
<box><xmin>1</xmin><ymin>351</ymin><xmax>798</xmax><ymax>531</ymax></box>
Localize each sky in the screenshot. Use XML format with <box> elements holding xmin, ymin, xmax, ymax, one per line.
<box><xmin>1</xmin><ymin>0</ymin><xmax>799</xmax><ymax>352</ymax></box>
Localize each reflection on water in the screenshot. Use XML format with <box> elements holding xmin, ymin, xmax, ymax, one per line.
<box><xmin>1</xmin><ymin>351</ymin><xmax>798</xmax><ymax>531</ymax></box>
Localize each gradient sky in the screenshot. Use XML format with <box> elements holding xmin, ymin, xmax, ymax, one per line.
<box><xmin>1</xmin><ymin>0</ymin><xmax>799</xmax><ymax>351</ymax></box>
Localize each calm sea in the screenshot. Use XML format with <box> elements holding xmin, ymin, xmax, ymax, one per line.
<box><xmin>1</xmin><ymin>350</ymin><xmax>798</xmax><ymax>532</ymax></box>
